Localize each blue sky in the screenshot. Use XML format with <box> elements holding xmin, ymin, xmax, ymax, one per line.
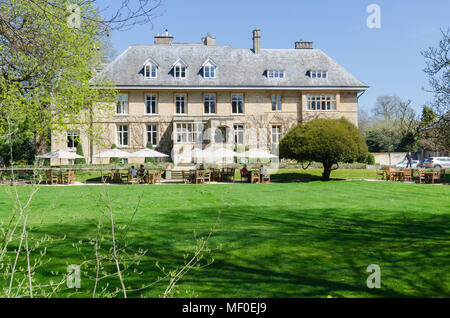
<box><xmin>104</xmin><ymin>0</ymin><xmax>449</xmax><ymax>114</ymax></box>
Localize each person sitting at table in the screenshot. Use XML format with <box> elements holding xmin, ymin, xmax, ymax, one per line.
<box><xmin>130</xmin><ymin>166</ymin><xmax>137</xmax><ymax>177</ymax></box>
<box><xmin>260</xmin><ymin>165</ymin><xmax>268</xmax><ymax>177</ymax></box>
<box><xmin>240</xmin><ymin>165</ymin><xmax>249</xmax><ymax>182</ymax></box>
<box><xmin>138</xmin><ymin>165</ymin><xmax>145</xmax><ymax>177</ymax></box>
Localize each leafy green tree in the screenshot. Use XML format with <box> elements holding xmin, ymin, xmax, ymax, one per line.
<box><xmin>0</xmin><ymin>0</ymin><xmax>117</xmax><ymax>159</ymax></box>
<box><xmin>419</xmin><ymin>106</ymin><xmax>437</xmax><ymax>128</ymax></box>
<box><xmin>280</xmin><ymin>118</ymin><xmax>368</xmax><ymax>180</ymax></box>
<box><xmin>75</xmin><ymin>142</ymin><xmax>86</xmax><ymax>164</ymax></box>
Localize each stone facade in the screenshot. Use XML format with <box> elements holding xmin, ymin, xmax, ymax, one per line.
<box><xmin>51</xmin><ymin>29</ymin><xmax>367</xmax><ymax>165</ymax></box>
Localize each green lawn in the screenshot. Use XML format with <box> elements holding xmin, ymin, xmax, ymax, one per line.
<box><xmin>1</xmin><ymin>181</ymin><xmax>449</xmax><ymax>297</ymax></box>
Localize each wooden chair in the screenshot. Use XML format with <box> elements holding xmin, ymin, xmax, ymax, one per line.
<box><xmin>385</xmin><ymin>168</ymin><xmax>397</xmax><ymax>181</ymax></box>
<box><xmin>439</xmin><ymin>169</ymin><xmax>446</xmax><ymax>183</ymax></box>
<box><xmin>45</xmin><ymin>170</ymin><xmax>58</xmax><ymax>185</ymax></box>
<box><xmin>182</xmin><ymin>170</ymin><xmax>195</xmax><ymax>184</ymax></box>
<box><xmin>261</xmin><ymin>173</ymin><xmax>270</xmax><ymax>184</ymax></box>
<box><xmin>210</xmin><ymin>169</ymin><xmax>219</xmax><ymax>182</ymax></box>
<box><xmin>61</xmin><ymin>172</ymin><xmax>70</xmax><ymax>184</ymax></box>
<box><xmin>195</xmin><ymin>170</ymin><xmax>205</xmax><ymax>184</ymax></box>
<box><xmin>251</xmin><ymin>171</ymin><xmax>260</xmax><ymax>183</ymax></box>
<box><xmin>156</xmin><ymin>170</ymin><xmax>162</xmax><ymax>184</ymax></box>
<box><xmin>127</xmin><ymin>171</ymin><xmax>139</xmax><ymax>184</ymax></box>
<box><xmin>145</xmin><ymin>171</ymin><xmax>154</xmax><ymax>184</ymax></box>
<box><xmin>375</xmin><ymin>168</ymin><xmax>386</xmax><ymax>180</ymax></box>
<box><xmin>403</xmin><ymin>169</ymin><xmax>413</xmax><ymax>182</ymax></box>
<box><xmin>204</xmin><ymin>171</ymin><xmax>211</xmax><ymax>184</ymax></box>
<box><xmin>428</xmin><ymin>170</ymin><xmax>441</xmax><ymax>184</ymax></box>
<box><xmin>240</xmin><ymin>170</ymin><xmax>250</xmax><ymax>183</ymax></box>
<box><xmin>415</xmin><ymin>169</ymin><xmax>427</xmax><ymax>184</ymax></box>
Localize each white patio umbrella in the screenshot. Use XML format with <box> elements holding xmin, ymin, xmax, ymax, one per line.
<box><xmin>130</xmin><ymin>148</ymin><xmax>169</xmax><ymax>158</ymax></box>
<box><xmin>93</xmin><ymin>148</ymin><xmax>130</xmax><ymax>158</ymax></box>
<box><xmin>37</xmin><ymin>149</ymin><xmax>84</xmax><ymax>160</ymax></box>
<box><xmin>37</xmin><ymin>149</ymin><xmax>84</xmax><ymax>166</ymax></box>
<box><xmin>206</xmin><ymin>147</ymin><xmax>243</xmax><ymax>165</ymax></box>
<box><xmin>242</xmin><ymin>148</ymin><xmax>278</xmax><ymax>159</ymax></box>
<box><xmin>94</xmin><ymin>149</ymin><xmax>131</xmax><ymax>168</ymax></box>
<box><xmin>213</xmin><ymin>148</ymin><xmax>244</xmax><ymax>159</ymax></box>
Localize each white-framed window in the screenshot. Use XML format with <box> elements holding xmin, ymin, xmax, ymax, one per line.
<box><xmin>271</xmin><ymin>125</ymin><xmax>281</xmax><ymax>154</ymax></box>
<box><xmin>193</xmin><ymin>123</ymin><xmax>205</xmax><ymax>143</ymax></box>
<box><xmin>309</xmin><ymin>70</ymin><xmax>328</xmax><ymax>79</ymax></box>
<box><xmin>267</xmin><ymin>70</ymin><xmax>285</xmax><ymax>78</ymax></box>
<box><xmin>145</xmin><ymin>94</ymin><xmax>157</xmax><ymax>114</ymax></box>
<box><xmin>271</xmin><ymin>94</ymin><xmax>282</xmax><ymax>111</ymax></box>
<box><xmin>176</xmin><ymin>123</ymin><xmax>206</xmax><ymax>143</ymax></box>
<box><xmin>204</xmin><ymin>65</ymin><xmax>215</xmax><ymax>78</ymax></box>
<box><xmin>146</xmin><ymin>124</ymin><xmax>158</xmax><ymax>146</ymax></box>
<box><xmin>174</xmin><ymin>65</ymin><xmax>186</xmax><ymax>78</ymax></box>
<box><xmin>144</xmin><ymin>64</ymin><xmax>157</xmax><ymax>79</ymax></box>
<box><xmin>116</xmin><ymin>94</ymin><xmax>129</xmax><ymax>115</ymax></box>
<box><xmin>116</xmin><ymin>125</ymin><xmax>129</xmax><ymax>147</ymax></box>
<box><xmin>232</xmin><ymin>94</ymin><xmax>244</xmax><ymax>114</ymax></box>
<box><xmin>203</xmin><ymin>94</ymin><xmax>216</xmax><ymax>114</ymax></box>
<box><xmin>306</xmin><ymin>94</ymin><xmax>337</xmax><ymax>111</ymax></box>
<box><xmin>67</xmin><ymin>131</ymin><xmax>79</xmax><ymax>151</ymax></box>
<box><xmin>173</xmin><ymin>59</ymin><xmax>187</xmax><ymax>79</ymax></box>
<box><xmin>234</xmin><ymin>125</ymin><xmax>244</xmax><ymax>145</ymax></box>
<box><xmin>175</xmin><ymin>94</ymin><xmax>187</xmax><ymax>114</ymax></box>
<box><xmin>202</xmin><ymin>58</ymin><xmax>216</xmax><ymax>79</ymax></box>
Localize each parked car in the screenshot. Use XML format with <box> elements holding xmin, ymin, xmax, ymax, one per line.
<box><xmin>393</xmin><ymin>160</ymin><xmax>418</xmax><ymax>169</ymax></box>
<box><xmin>420</xmin><ymin>157</ymin><xmax>450</xmax><ymax>169</ymax></box>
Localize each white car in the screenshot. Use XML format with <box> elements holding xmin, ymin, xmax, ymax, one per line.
<box><xmin>394</xmin><ymin>160</ymin><xmax>418</xmax><ymax>169</ymax></box>
<box><xmin>423</xmin><ymin>157</ymin><xmax>450</xmax><ymax>169</ymax></box>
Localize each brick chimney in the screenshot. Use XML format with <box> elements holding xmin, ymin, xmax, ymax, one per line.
<box><xmin>295</xmin><ymin>41</ymin><xmax>313</xmax><ymax>49</ymax></box>
<box><xmin>202</xmin><ymin>33</ymin><xmax>216</xmax><ymax>46</ymax></box>
<box><xmin>252</xmin><ymin>28</ymin><xmax>261</xmax><ymax>54</ymax></box>
<box><xmin>154</xmin><ymin>29</ymin><xmax>173</xmax><ymax>45</ymax></box>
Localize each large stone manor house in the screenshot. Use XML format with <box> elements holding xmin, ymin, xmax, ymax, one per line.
<box><xmin>52</xmin><ymin>28</ymin><xmax>368</xmax><ymax>164</ymax></box>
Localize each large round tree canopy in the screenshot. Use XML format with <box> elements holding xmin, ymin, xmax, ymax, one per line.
<box><xmin>279</xmin><ymin>118</ymin><xmax>368</xmax><ymax>179</ymax></box>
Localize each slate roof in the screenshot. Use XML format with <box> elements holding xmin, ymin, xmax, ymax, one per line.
<box><xmin>98</xmin><ymin>43</ymin><xmax>368</xmax><ymax>90</ymax></box>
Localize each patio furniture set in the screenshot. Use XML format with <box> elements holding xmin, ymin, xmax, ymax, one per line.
<box><xmin>182</xmin><ymin>167</ymin><xmax>271</xmax><ymax>184</ymax></box>
<box><xmin>376</xmin><ymin>167</ymin><xmax>446</xmax><ymax>184</ymax></box>
<box><xmin>45</xmin><ymin>170</ymin><xmax>76</xmax><ymax>185</ymax></box>
<box><xmin>102</xmin><ymin>169</ymin><xmax>162</xmax><ymax>184</ymax></box>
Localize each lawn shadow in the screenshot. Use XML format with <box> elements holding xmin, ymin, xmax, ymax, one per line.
<box><xmin>271</xmin><ymin>172</ymin><xmax>345</xmax><ymax>183</ymax></box>
<box><xmin>25</xmin><ymin>203</ymin><xmax>450</xmax><ymax>298</ymax></box>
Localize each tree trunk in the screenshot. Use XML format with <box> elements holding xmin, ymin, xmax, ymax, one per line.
<box><xmin>322</xmin><ymin>162</ymin><xmax>332</xmax><ymax>180</ymax></box>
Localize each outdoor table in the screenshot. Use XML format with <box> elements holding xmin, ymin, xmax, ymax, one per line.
<box><xmin>395</xmin><ymin>170</ymin><xmax>405</xmax><ymax>182</ymax></box>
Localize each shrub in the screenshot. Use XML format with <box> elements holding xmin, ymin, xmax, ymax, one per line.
<box><xmin>367</xmin><ymin>153</ymin><xmax>375</xmax><ymax>165</ymax></box>
<box><xmin>279</xmin><ymin>117</ymin><xmax>368</xmax><ymax>180</ymax></box>
<box><xmin>75</xmin><ymin>142</ymin><xmax>86</xmax><ymax>164</ymax></box>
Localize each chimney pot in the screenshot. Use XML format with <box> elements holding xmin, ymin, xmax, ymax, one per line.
<box><xmin>252</xmin><ymin>28</ymin><xmax>261</xmax><ymax>54</ymax></box>
<box><xmin>202</xmin><ymin>33</ymin><xmax>216</xmax><ymax>46</ymax></box>
<box><xmin>295</xmin><ymin>41</ymin><xmax>313</xmax><ymax>49</ymax></box>
<box><xmin>154</xmin><ymin>29</ymin><xmax>173</xmax><ymax>45</ymax></box>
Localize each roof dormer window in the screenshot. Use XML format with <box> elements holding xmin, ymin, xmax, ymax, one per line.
<box><xmin>143</xmin><ymin>58</ymin><xmax>158</xmax><ymax>79</ymax></box>
<box><xmin>267</xmin><ymin>70</ymin><xmax>285</xmax><ymax>78</ymax></box>
<box><xmin>202</xmin><ymin>58</ymin><xmax>216</xmax><ymax>78</ymax></box>
<box><xmin>309</xmin><ymin>70</ymin><xmax>327</xmax><ymax>79</ymax></box>
<box><xmin>173</xmin><ymin>58</ymin><xmax>187</xmax><ymax>78</ymax></box>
